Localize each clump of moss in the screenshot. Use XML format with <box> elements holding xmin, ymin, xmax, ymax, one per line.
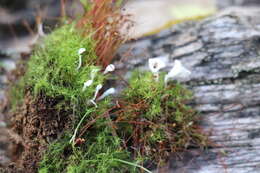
<box><xmin>8</xmin><ymin>24</ymin><xmax>207</xmax><ymax>172</ymax></box>
<box><xmin>114</xmin><ymin>71</ymin><xmax>207</xmax><ymax>165</ymax></box>
<box><xmin>25</xmin><ymin>24</ymin><xmax>104</xmax><ymax>100</ymax></box>
<box><xmin>10</xmin><ymin>24</ymin><xmax>104</xmax><ymax>109</ymax></box>
<box><xmin>39</xmin><ymin>130</ymin><xmax>135</xmax><ymax>173</ymax></box>
<box><xmin>8</xmin><ymin>23</ymin><xmax>120</xmax><ymax>172</ymax></box>
<box><xmin>14</xmin><ymin>24</ymin><xmax>144</xmax><ymax>172</ymax></box>
<box><xmin>7</xmin><ymin>1</ymin><xmax>207</xmax><ymax>173</ymax></box>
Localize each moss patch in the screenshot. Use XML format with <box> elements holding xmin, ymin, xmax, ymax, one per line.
<box><xmin>7</xmin><ymin>10</ymin><xmax>207</xmax><ymax>173</ymax></box>
<box><xmin>8</xmin><ymin>24</ymin><xmax>115</xmax><ymax>172</ymax></box>
<box><xmin>40</xmin><ymin>130</ymin><xmax>136</xmax><ymax>173</ymax></box>
<box><xmin>10</xmin><ymin>92</ymin><xmax>72</xmax><ymax>172</ymax></box>
<box><xmin>24</xmin><ymin>24</ymin><xmax>104</xmax><ymax>100</ymax></box>
<box><xmin>114</xmin><ymin>71</ymin><xmax>207</xmax><ymax>165</ymax></box>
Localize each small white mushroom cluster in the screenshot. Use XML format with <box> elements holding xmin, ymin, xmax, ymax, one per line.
<box><xmin>148</xmin><ymin>56</ymin><xmax>191</xmax><ymax>86</ymax></box>
<box><xmin>78</xmin><ymin>48</ymin><xmax>116</xmax><ymax>107</ymax></box>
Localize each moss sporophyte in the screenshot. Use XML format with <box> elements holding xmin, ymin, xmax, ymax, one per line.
<box><xmin>7</xmin><ymin>1</ymin><xmax>207</xmax><ymax>172</ymax></box>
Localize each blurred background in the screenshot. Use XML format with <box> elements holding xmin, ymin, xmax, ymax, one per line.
<box><xmin>1</xmin><ymin>0</ymin><xmax>260</xmax><ymax>54</ymax></box>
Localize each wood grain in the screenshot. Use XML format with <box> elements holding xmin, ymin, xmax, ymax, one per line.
<box><xmin>116</xmin><ymin>7</ymin><xmax>260</xmax><ymax>173</ymax></box>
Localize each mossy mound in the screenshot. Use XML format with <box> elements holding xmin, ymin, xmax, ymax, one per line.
<box><xmin>39</xmin><ymin>130</ymin><xmax>135</xmax><ymax>173</ymax></box>
<box><xmin>114</xmin><ymin>71</ymin><xmax>207</xmax><ymax>165</ymax></box>
<box><xmin>10</xmin><ymin>24</ymin><xmax>104</xmax><ymax>110</ymax></box>
<box><xmin>24</xmin><ymin>24</ymin><xmax>104</xmax><ymax>102</ymax></box>
<box><xmin>9</xmin><ymin>24</ymin><xmax>120</xmax><ymax>172</ymax></box>
<box><xmin>8</xmin><ymin>18</ymin><xmax>207</xmax><ymax>173</ymax></box>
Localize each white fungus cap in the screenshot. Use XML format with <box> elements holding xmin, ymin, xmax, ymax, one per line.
<box><xmin>103</xmin><ymin>64</ymin><xmax>115</xmax><ymax>74</ymax></box>
<box><xmin>148</xmin><ymin>58</ymin><xmax>166</xmax><ymax>73</ymax></box>
<box><xmin>165</xmin><ymin>60</ymin><xmax>191</xmax><ymax>84</ymax></box>
<box><xmin>78</xmin><ymin>48</ymin><xmax>86</xmax><ymax>55</ymax></box>
<box><xmin>96</xmin><ymin>84</ymin><xmax>103</xmax><ymax>90</ymax></box>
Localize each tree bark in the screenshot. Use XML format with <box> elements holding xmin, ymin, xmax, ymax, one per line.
<box><xmin>116</xmin><ymin>7</ymin><xmax>260</xmax><ymax>173</ymax></box>
<box><xmin>217</xmin><ymin>0</ymin><xmax>260</xmax><ymax>9</ymax></box>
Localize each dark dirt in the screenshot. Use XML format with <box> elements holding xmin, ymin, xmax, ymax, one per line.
<box><xmin>13</xmin><ymin>92</ymin><xmax>72</xmax><ymax>171</ymax></box>
<box><xmin>1</xmin><ymin>91</ymin><xmax>72</xmax><ymax>173</ymax></box>
<box><xmin>0</xmin><ymin>57</ymin><xmax>72</xmax><ymax>172</ymax></box>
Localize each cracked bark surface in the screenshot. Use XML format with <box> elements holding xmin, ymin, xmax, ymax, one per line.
<box><xmin>116</xmin><ymin>7</ymin><xmax>260</xmax><ymax>173</ymax></box>
<box><xmin>217</xmin><ymin>0</ymin><xmax>260</xmax><ymax>9</ymax></box>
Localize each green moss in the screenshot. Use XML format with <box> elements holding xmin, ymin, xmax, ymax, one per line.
<box><xmin>39</xmin><ymin>134</ymin><xmax>71</xmax><ymax>173</ymax></box>
<box><xmin>122</xmin><ymin>71</ymin><xmax>192</xmax><ymax>120</ymax></box>
<box><xmin>26</xmin><ymin>24</ymin><xmax>145</xmax><ymax>173</ymax></box>
<box><xmin>66</xmin><ymin>130</ymin><xmax>134</xmax><ymax>173</ymax></box>
<box><xmin>116</xmin><ymin>71</ymin><xmax>207</xmax><ymax>164</ymax></box>
<box><xmin>38</xmin><ymin>69</ymin><xmax>206</xmax><ymax>172</ymax></box>
<box><xmin>10</xmin><ymin>17</ymin><xmax>206</xmax><ymax>173</ymax></box>
<box><xmin>10</xmin><ymin>24</ymin><xmax>105</xmax><ymax>111</ymax></box>
<box><xmin>39</xmin><ymin>129</ymin><xmax>136</xmax><ymax>173</ymax></box>
<box><xmin>25</xmin><ymin>24</ymin><xmax>103</xmax><ymax>100</ymax></box>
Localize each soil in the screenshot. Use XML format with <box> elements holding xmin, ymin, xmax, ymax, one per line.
<box><xmin>0</xmin><ymin>57</ymin><xmax>72</xmax><ymax>172</ymax></box>
<box><xmin>1</xmin><ymin>92</ymin><xmax>72</xmax><ymax>173</ymax></box>
<box><xmin>12</xmin><ymin>92</ymin><xmax>72</xmax><ymax>172</ymax></box>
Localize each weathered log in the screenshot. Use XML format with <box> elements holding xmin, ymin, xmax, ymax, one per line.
<box><xmin>217</xmin><ymin>0</ymin><xmax>260</xmax><ymax>9</ymax></box>
<box><xmin>116</xmin><ymin>7</ymin><xmax>260</xmax><ymax>173</ymax></box>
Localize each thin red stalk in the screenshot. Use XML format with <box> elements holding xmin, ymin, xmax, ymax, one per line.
<box><xmin>77</xmin><ymin>0</ymin><xmax>131</xmax><ymax>68</ymax></box>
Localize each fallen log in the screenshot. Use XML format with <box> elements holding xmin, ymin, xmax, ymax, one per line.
<box><xmin>116</xmin><ymin>7</ymin><xmax>260</xmax><ymax>173</ymax></box>
<box><xmin>217</xmin><ymin>0</ymin><xmax>260</xmax><ymax>9</ymax></box>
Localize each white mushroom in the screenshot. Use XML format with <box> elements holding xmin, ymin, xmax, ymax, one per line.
<box><xmin>97</xmin><ymin>88</ymin><xmax>116</xmax><ymax>101</ymax></box>
<box><xmin>76</xmin><ymin>48</ymin><xmax>86</xmax><ymax>70</ymax></box>
<box><xmin>164</xmin><ymin>60</ymin><xmax>191</xmax><ymax>85</ymax></box>
<box><xmin>89</xmin><ymin>84</ymin><xmax>103</xmax><ymax>107</ymax></box>
<box><xmin>78</xmin><ymin>48</ymin><xmax>86</xmax><ymax>55</ymax></box>
<box><xmin>103</xmin><ymin>64</ymin><xmax>115</xmax><ymax>74</ymax></box>
<box><xmin>148</xmin><ymin>57</ymin><xmax>167</xmax><ymax>81</ymax></box>
<box><xmin>148</xmin><ymin>58</ymin><xmax>166</xmax><ymax>74</ymax></box>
